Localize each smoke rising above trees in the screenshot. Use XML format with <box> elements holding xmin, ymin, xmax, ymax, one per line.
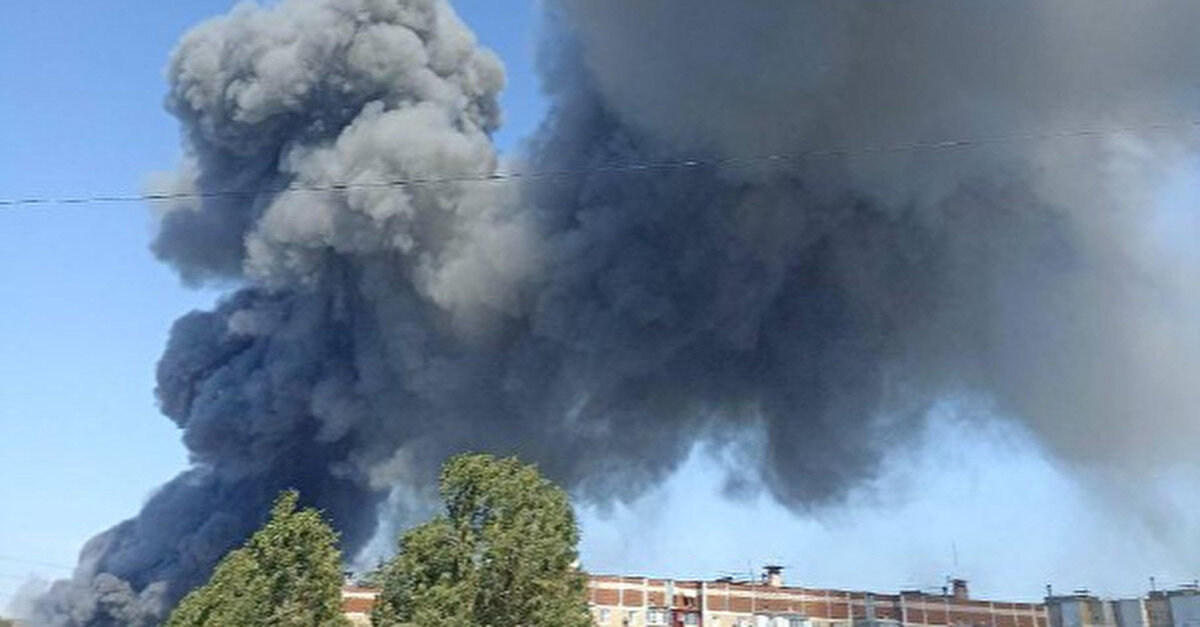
<box><xmin>35</xmin><ymin>0</ymin><xmax>1200</xmax><ymax>624</ymax></box>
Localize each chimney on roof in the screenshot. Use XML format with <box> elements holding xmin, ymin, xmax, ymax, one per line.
<box><xmin>764</xmin><ymin>565</ymin><xmax>784</xmax><ymax>588</ymax></box>
<box><xmin>952</xmin><ymin>579</ymin><xmax>969</xmax><ymax>601</ymax></box>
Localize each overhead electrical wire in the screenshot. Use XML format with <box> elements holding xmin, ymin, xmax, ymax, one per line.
<box><xmin>1</xmin><ymin>118</ymin><xmax>1199</xmax><ymax>209</ymax></box>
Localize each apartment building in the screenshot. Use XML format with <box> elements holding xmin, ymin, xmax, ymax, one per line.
<box><xmin>1046</xmin><ymin>594</ymin><xmax>1117</xmax><ymax>627</ymax></box>
<box><xmin>1044</xmin><ymin>586</ymin><xmax>1200</xmax><ymax>627</ymax></box>
<box><xmin>587</xmin><ymin>568</ymin><xmax>1047</xmax><ymax>627</ymax></box>
<box><xmin>338</xmin><ymin>572</ymin><xmax>1200</xmax><ymax>627</ymax></box>
<box><xmin>342</xmin><ymin>585</ymin><xmax>377</xmax><ymax>627</ymax></box>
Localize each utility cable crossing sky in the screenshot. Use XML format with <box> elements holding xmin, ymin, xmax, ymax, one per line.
<box><xmin>3</xmin><ymin>119</ymin><xmax>1200</xmax><ymax>208</ymax></box>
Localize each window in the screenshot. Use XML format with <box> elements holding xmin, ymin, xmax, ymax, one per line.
<box><xmin>599</xmin><ymin>608</ymin><xmax>611</xmax><ymax>623</ymax></box>
<box><xmin>648</xmin><ymin>609</ymin><xmax>668</xmax><ymax>625</ymax></box>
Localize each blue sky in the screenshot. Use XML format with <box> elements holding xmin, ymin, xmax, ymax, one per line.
<box><xmin>1</xmin><ymin>0</ymin><xmax>1197</xmax><ymax>613</ymax></box>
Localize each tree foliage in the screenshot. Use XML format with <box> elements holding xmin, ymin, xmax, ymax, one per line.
<box><xmin>372</xmin><ymin>454</ymin><xmax>592</xmax><ymax>627</ymax></box>
<box><xmin>165</xmin><ymin>491</ymin><xmax>349</xmax><ymax>627</ymax></box>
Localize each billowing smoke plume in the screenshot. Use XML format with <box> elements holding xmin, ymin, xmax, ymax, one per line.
<box><xmin>38</xmin><ymin>0</ymin><xmax>1200</xmax><ymax>623</ymax></box>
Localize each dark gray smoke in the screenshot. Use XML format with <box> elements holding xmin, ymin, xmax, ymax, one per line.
<box><xmin>38</xmin><ymin>0</ymin><xmax>1200</xmax><ymax>624</ymax></box>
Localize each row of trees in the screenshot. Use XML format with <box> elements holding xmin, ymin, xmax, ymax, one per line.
<box><xmin>166</xmin><ymin>454</ymin><xmax>592</xmax><ymax>626</ymax></box>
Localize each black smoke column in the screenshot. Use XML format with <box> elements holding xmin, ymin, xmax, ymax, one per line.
<box><xmin>36</xmin><ymin>0</ymin><xmax>1200</xmax><ymax>624</ymax></box>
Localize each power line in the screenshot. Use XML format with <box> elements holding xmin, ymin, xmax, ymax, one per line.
<box><xmin>2</xmin><ymin>118</ymin><xmax>1198</xmax><ymax>209</ymax></box>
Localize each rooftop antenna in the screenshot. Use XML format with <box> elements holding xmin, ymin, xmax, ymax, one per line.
<box><xmin>1151</xmin><ymin>577</ymin><xmax>1157</xmax><ymax>593</ymax></box>
<box><xmin>952</xmin><ymin>541</ymin><xmax>960</xmax><ymax>575</ymax></box>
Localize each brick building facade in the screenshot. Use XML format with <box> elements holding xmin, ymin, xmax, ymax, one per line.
<box><xmin>586</xmin><ymin>570</ymin><xmax>1046</xmax><ymax>627</ymax></box>
<box><xmin>340</xmin><ymin>568</ymin><xmax>1049</xmax><ymax>627</ymax></box>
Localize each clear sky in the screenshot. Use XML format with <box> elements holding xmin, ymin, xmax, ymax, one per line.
<box><xmin>1</xmin><ymin>0</ymin><xmax>1197</xmax><ymax>614</ymax></box>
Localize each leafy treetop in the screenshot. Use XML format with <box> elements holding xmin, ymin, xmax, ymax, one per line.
<box><xmin>165</xmin><ymin>490</ymin><xmax>350</xmax><ymax>627</ymax></box>
<box><xmin>372</xmin><ymin>453</ymin><xmax>592</xmax><ymax>627</ymax></box>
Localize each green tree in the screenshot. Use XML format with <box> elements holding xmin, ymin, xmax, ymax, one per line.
<box><xmin>166</xmin><ymin>491</ymin><xmax>350</xmax><ymax>627</ymax></box>
<box><xmin>372</xmin><ymin>454</ymin><xmax>592</xmax><ymax>627</ymax></box>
